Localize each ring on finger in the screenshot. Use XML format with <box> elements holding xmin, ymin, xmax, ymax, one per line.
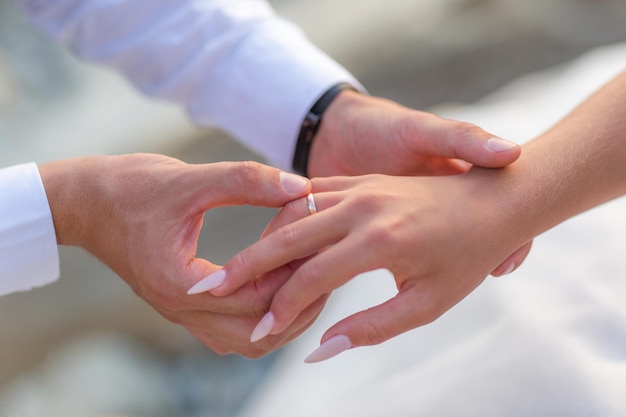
<box><xmin>307</xmin><ymin>193</ymin><xmax>317</xmax><ymax>215</ymax></box>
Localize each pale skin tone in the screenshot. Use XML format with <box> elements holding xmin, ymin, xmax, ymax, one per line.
<box><xmin>309</xmin><ymin>91</ymin><xmax>531</xmax><ymax>275</ymax></box>
<box><xmin>204</xmin><ymin>71</ymin><xmax>626</xmax><ymax>361</ymax></box>
<box><xmin>37</xmin><ymin>95</ymin><xmax>523</xmax><ymax>358</ymax></box>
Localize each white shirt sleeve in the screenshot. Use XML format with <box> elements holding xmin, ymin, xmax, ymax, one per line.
<box><xmin>3</xmin><ymin>0</ymin><xmax>362</xmax><ymax>295</ymax></box>
<box><xmin>14</xmin><ymin>0</ymin><xmax>363</xmax><ymax>170</ymax></box>
<box><xmin>0</xmin><ymin>163</ymin><xmax>59</xmax><ymax>296</ymax></box>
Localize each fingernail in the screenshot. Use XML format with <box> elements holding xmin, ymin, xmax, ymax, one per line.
<box><xmin>280</xmin><ymin>172</ymin><xmax>309</xmax><ymax>194</ymax></box>
<box><xmin>250</xmin><ymin>312</ymin><xmax>275</xmax><ymax>342</ymax></box>
<box><xmin>304</xmin><ymin>335</ymin><xmax>352</xmax><ymax>364</ymax></box>
<box><xmin>187</xmin><ymin>270</ymin><xmax>226</xmax><ymax>295</ymax></box>
<box><xmin>487</xmin><ymin>137</ymin><xmax>517</xmax><ymax>152</ymax></box>
<box><xmin>502</xmin><ymin>263</ymin><xmax>516</xmax><ymax>276</ymax></box>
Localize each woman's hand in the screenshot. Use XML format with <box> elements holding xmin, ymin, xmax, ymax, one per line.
<box><xmin>194</xmin><ymin>169</ymin><xmax>533</xmax><ymax>360</ymax></box>
<box><xmin>187</xmin><ymin>71</ymin><xmax>626</xmax><ymax>361</ymax></box>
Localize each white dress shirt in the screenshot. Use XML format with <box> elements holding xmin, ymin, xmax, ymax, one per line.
<box><xmin>0</xmin><ymin>0</ymin><xmax>360</xmax><ymax>295</ymax></box>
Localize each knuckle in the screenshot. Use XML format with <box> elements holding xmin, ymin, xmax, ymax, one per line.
<box><xmin>229</xmin><ymin>248</ymin><xmax>254</xmax><ymax>277</ymax></box>
<box><xmin>361</xmin><ymin>318</ymin><xmax>389</xmax><ymax>346</ymax></box>
<box><xmin>453</xmin><ymin>121</ymin><xmax>484</xmax><ymax>141</ymax></box>
<box><xmin>281</xmin><ymin>198</ymin><xmax>306</xmax><ymax>218</ymax></box>
<box><xmin>252</xmin><ymin>300</ymin><xmax>271</xmax><ymax>319</ymax></box>
<box><xmin>347</xmin><ymin>192</ymin><xmax>381</xmax><ymax>217</ymax></box>
<box><xmin>233</xmin><ymin>160</ymin><xmax>265</xmax><ymax>191</ymax></box>
<box><xmin>395</xmin><ymin>112</ymin><xmax>418</xmax><ymax>141</ymax></box>
<box><xmin>275</xmin><ymin>223</ymin><xmax>301</xmax><ymax>249</ymax></box>
<box><xmin>295</xmin><ymin>263</ymin><xmax>324</xmax><ymax>292</ymax></box>
<box><xmin>365</xmin><ymin>222</ymin><xmax>401</xmax><ymax>256</ymax></box>
<box><xmin>239</xmin><ymin>284</ymin><xmax>271</xmax><ymax>318</ymax></box>
<box><xmin>142</xmin><ymin>284</ymin><xmax>182</xmax><ymax>313</ymax></box>
<box><xmin>412</xmin><ymin>294</ymin><xmax>444</xmax><ymax>327</ymax></box>
<box><xmin>367</xmin><ymin>223</ymin><xmax>393</xmax><ymax>245</ymax></box>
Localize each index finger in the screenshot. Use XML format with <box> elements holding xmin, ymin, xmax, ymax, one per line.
<box><xmin>209</xmin><ymin>194</ymin><xmax>349</xmax><ymax>296</ymax></box>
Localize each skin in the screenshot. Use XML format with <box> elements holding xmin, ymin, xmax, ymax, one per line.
<box><xmin>210</xmin><ymin>71</ymin><xmax>626</xmax><ymax>360</ymax></box>
<box><xmin>311</xmin><ymin>91</ymin><xmax>531</xmax><ymax>276</ymax></box>
<box><xmin>38</xmin><ymin>154</ymin><xmax>320</xmax><ymax>357</ymax></box>
<box><xmin>36</xmin><ymin>94</ymin><xmax>523</xmax><ymax>358</ymax></box>
<box><xmin>310</xmin><ymin>90</ymin><xmax>522</xmax><ymax>177</ymax></box>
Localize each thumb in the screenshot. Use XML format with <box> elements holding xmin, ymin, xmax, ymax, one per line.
<box><xmin>196</xmin><ymin>161</ymin><xmax>311</xmax><ymax>208</ymax></box>
<box><xmin>410</xmin><ymin>115</ymin><xmax>522</xmax><ymax>168</ymax></box>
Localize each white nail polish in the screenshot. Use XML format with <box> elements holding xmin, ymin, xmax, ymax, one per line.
<box><xmin>487</xmin><ymin>137</ymin><xmax>517</xmax><ymax>152</ymax></box>
<box><xmin>280</xmin><ymin>172</ymin><xmax>309</xmax><ymax>194</ymax></box>
<box><xmin>502</xmin><ymin>263</ymin><xmax>516</xmax><ymax>276</ymax></box>
<box><xmin>304</xmin><ymin>335</ymin><xmax>352</xmax><ymax>363</ymax></box>
<box><xmin>250</xmin><ymin>312</ymin><xmax>275</xmax><ymax>342</ymax></box>
<box><xmin>187</xmin><ymin>270</ymin><xmax>226</xmax><ymax>295</ymax></box>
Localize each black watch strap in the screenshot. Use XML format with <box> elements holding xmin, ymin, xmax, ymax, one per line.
<box><xmin>292</xmin><ymin>82</ymin><xmax>357</xmax><ymax>177</ymax></box>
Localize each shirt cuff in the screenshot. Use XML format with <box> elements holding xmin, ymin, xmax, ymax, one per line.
<box><xmin>0</xmin><ymin>163</ymin><xmax>60</xmax><ymax>296</ymax></box>
<box><xmin>196</xmin><ymin>19</ymin><xmax>365</xmax><ymax>171</ymax></box>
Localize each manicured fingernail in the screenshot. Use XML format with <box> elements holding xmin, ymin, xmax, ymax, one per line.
<box><xmin>250</xmin><ymin>312</ymin><xmax>275</xmax><ymax>342</ymax></box>
<box><xmin>187</xmin><ymin>270</ymin><xmax>226</xmax><ymax>295</ymax></box>
<box><xmin>487</xmin><ymin>137</ymin><xmax>517</xmax><ymax>152</ymax></box>
<box><xmin>280</xmin><ymin>172</ymin><xmax>309</xmax><ymax>194</ymax></box>
<box><xmin>304</xmin><ymin>335</ymin><xmax>352</xmax><ymax>364</ymax></box>
<box><xmin>502</xmin><ymin>263</ymin><xmax>516</xmax><ymax>276</ymax></box>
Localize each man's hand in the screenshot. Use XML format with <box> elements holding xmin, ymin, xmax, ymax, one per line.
<box><xmin>309</xmin><ymin>90</ymin><xmax>521</xmax><ymax>177</ymax></box>
<box><xmin>310</xmin><ymin>90</ymin><xmax>531</xmax><ymax>274</ymax></box>
<box><xmin>38</xmin><ymin>153</ymin><xmax>316</xmax><ymax>357</ymax></box>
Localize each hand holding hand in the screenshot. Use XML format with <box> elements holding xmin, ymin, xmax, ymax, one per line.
<box><xmin>39</xmin><ymin>153</ymin><xmax>319</xmax><ymax>357</ymax></box>
<box><xmin>309</xmin><ymin>90</ymin><xmax>521</xmax><ymax>177</ymax></box>
<box><xmin>310</xmin><ymin>90</ymin><xmax>532</xmax><ymax>275</ymax></box>
<box><xmin>196</xmin><ymin>169</ymin><xmax>533</xmax><ymax>361</ymax></box>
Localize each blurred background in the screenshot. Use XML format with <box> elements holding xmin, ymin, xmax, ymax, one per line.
<box><xmin>1</xmin><ymin>0</ymin><xmax>625</xmax><ymax>416</ymax></box>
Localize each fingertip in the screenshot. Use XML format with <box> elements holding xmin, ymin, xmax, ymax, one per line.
<box><xmin>279</xmin><ymin>171</ymin><xmax>311</xmax><ymax>195</ymax></box>
<box><xmin>491</xmin><ymin>240</ymin><xmax>532</xmax><ymax>277</ymax></box>
<box><xmin>250</xmin><ymin>312</ymin><xmax>276</xmax><ymax>343</ymax></box>
<box><xmin>486</xmin><ymin>137</ymin><xmax>520</xmax><ymax>153</ymax></box>
<box><xmin>491</xmin><ymin>262</ymin><xmax>516</xmax><ymax>277</ymax></box>
<box><xmin>304</xmin><ymin>334</ymin><xmax>352</xmax><ymax>363</ymax></box>
<box><xmin>187</xmin><ymin>269</ymin><xmax>226</xmax><ymax>295</ymax></box>
<box><xmin>484</xmin><ymin>137</ymin><xmax>522</xmax><ymax>167</ymax></box>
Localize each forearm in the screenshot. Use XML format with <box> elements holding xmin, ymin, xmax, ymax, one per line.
<box><xmin>485</xmin><ymin>71</ymin><xmax>626</xmax><ymax>244</ymax></box>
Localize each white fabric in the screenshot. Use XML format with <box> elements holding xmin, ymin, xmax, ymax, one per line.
<box><xmin>0</xmin><ymin>164</ymin><xmax>59</xmax><ymax>295</ymax></box>
<box><xmin>236</xmin><ymin>43</ymin><xmax>626</xmax><ymax>417</ymax></box>
<box><xmin>14</xmin><ymin>0</ymin><xmax>361</xmax><ymax>170</ymax></box>
<box><xmin>1</xmin><ymin>0</ymin><xmax>360</xmax><ymax>295</ymax></box>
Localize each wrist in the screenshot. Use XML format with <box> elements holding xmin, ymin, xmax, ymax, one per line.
<box><xmin>293</xmin><ymin>83</ymin><xmax>359</xmax><ymax>177</ymax></box>
<box><xmin>39</xmin><ymin>156</ymin><xmax>101</xmax><ymax>247</ymax></box>
<box><xmin>307</xmin><ymin>89</ymin><xmax>368</xmax><ymax>177</ymax></box>
<box><xmin>463</xmin><ymin>133</ymin><xmax>609</xmax><ymax>248</ymax></box>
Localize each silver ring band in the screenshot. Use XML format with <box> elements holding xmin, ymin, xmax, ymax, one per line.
<box><xmin>307</xmin><ymin>193</ymin><xmax>317</xmax><ymax>215</ymax></box>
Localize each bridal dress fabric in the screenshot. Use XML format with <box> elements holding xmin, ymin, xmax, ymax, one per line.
<box><xmin>236</xmin><ymin>42</ymin><xmax>626</xmax><ymax>417</ymax></box>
